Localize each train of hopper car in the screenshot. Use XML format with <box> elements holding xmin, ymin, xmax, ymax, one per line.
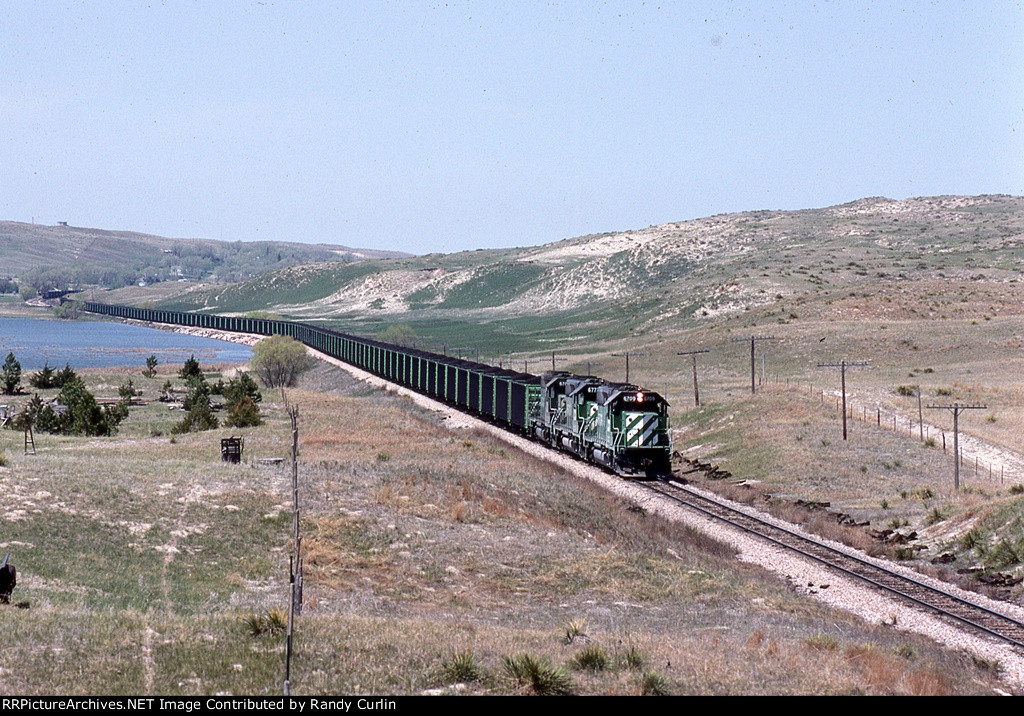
<box><xmin>78</xmin><ymin>301</ymin><xmax>672</xmax><ymax>477</ymax></box>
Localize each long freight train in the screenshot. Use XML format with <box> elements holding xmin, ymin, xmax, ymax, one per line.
<box><xmin>79</xmin><ymin>301</ymin><xmax>672</xmax><ymax>477</ymax></box>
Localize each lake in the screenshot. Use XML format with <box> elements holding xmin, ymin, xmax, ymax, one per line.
<box><xmin>0</xmin><ymin>316</ymin><xmax>252</xmax><ymax>371</ymax></box>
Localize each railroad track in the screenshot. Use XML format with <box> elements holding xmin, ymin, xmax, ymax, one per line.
<box><xmin>641</xmin><ymin>478</ymin><xmax>1024</xmax><ymax>651</ymax></box>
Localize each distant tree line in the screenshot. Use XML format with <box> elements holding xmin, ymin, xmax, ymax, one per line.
<box><xmin>16</xmin><ymin>241</ymin><xmax>350</xmax><ymax>292</ymax></box>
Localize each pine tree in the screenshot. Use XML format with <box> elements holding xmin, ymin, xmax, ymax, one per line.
<box><xmin>2</xmin><ymin>353</ymin><xmax>21</xmax><ymax>395</ymax></box>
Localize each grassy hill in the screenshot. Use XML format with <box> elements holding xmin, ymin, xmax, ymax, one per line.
<box><xmin>0</xmin><ymin>220</ymin><xmax>409</xmax><ymax>289</ymax></box>
<box><xmin>135</xmin><ymin>194</ymin><xmax>1024</xmax><ymax>351</ymax></box>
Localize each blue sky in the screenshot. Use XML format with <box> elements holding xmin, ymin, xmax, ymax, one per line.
<box><xmin>2</xmin><ymin>1</ymin><xmax>1022</xmax><ymax>254</ymax></box>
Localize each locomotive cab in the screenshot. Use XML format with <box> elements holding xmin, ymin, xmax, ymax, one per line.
<box><xmin>593</xmin><ymin>383</ymin><xmax>672</xmax><ymax>478</ymax></box>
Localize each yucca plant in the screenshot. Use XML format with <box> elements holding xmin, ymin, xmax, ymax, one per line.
<box><xmin>502</xmin><ymin>653</ymin><xmax>573</xmax><ymax>695</ymax></box>
<box><xmin>443</xmin><ymin>650</ymin><xmax>482</xmax><ymax>683</ymax></box>
<box><xmin>640</xmin><ymin>670</ymin><xmax>670</xmax><ymax>696</ymax></box>
<box><xmin>563</xmin><ymin>617</ymin><xmax>588</xmax><ymax>644</ymax></box>
<box><xmin>570</xmin><ymin>644</ymin><xmax>610</xmax><ymax>672</ymax></box>
<box><xmin>621</xmin><ymin>645</ymin><xmax>647</xmax><ymax>671</ymax></box>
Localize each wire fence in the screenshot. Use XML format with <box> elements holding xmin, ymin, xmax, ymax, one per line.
<box><xmin>767</xmin><ymin>375</ymin><xmax>1022</xmax><ymax>488</ymax></box>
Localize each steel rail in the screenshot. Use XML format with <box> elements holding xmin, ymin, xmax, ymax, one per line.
<box><xmin>641</xmin><ymin>479</ymin><xmax>1024</xmax><ymax>650</ymax></box>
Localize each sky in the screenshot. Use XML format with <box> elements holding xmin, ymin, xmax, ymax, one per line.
<box><xmin>2</xmin><ymin>1</ymin><xmax>1022</xmax><ymax>254</ymax></box>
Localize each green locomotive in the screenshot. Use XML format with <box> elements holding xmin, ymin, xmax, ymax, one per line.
<box><xmin>533</xmin><ymin>372</ymin><xmax>671</xmax><ymax>477</ymax></box>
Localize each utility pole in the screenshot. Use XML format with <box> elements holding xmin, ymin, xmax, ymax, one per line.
<box><xmin>916</xmin><ymin>387</ymin><xmax>924</xmax><ymax>441</ymax></box>
<box><xmin>677</xmin><ymin>349</ymin><xmax>710</xmax><ymax>407</ymax></box>
<box><xmin>732</xmin><ymin>336</ymin><xmax>778</xmax><ymax>394</ymax></box>
<box><xmin>611</xmin><ymin>352</ymin><xmax>644</xmax><ymax>384</ymax></box>
<box><xmin>548</xmin><ymin>352</ymin><xmax>568</xmax><ymax>372</ymax></box>
<box><xmin>926</xmin><ymin>403</ymin><xmax>987</xmax><ymax>491</ymax></box>
<box><xmin>817</xmin><ymin>360</ymin><xmax>869</xmax><ymax>440</ymax></box>
<box><xmin>449</xmin><ymin>346</ymin><xmax>477</xmax><ymax>361</ymax></box>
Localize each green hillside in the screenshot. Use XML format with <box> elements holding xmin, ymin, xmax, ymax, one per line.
<box><xmin>134</xmin><ymin>194</ymin><xmax>1024</xmax><ymax>354</ymax></box>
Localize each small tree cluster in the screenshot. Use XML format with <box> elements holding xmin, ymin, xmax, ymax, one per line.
<box><xmin>51</xmin><ymin>302</ymin><xmax>81</xmax><ymax>320</ymax></box>
<box><xmin>18</xmin><ymin>376</ymin><xmax>129</xmax><ymax>437</ymax></box>
<box><xmin>118</xmin><ymin>378</ymin><xmax>142</xmax><ymax>402</ymax></box>
<box><xmin>28</xmin><ymin>362</ymin><xmax>78</xmax><ymax>391</ymax></box>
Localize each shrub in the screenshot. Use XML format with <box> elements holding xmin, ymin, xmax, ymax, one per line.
<box><xmin>983</xmin><ymin>540</ymin><xmax>1021</xmax><ymax>570</ymax></box>
<box><xmin>894</xmin><ymin>546</ymin><xmax>916</xmax><ymax>560</ymax></box>
<box><xmin>894</xmin><ymin>643</ymin><xmax>916</xmax><ymax>660</ymax></box>
<box><xmin>52</xmin><ymin>302</ymin><xmax>81</xmax><ymax>320</ymax></box>
<box><xmin>959</xmin><ymin>528</ymin><xmax>983</xmax><ymax>550</ymax></box>
<box><xmin>172</xmin><ymin>390</ymin><xmax>218</xmax><ymax>434</ymax></box>
<box><xmin>29</xmin><ymin>362</ymin><xmax>56</xmax><ymax>389</ymax></box>
<box><xmin>250</xmin><ymin>335</ymin><xmax>314</xmax><ymax>388</ymax></box>
<box><xmin>895</xmin><ymin>385</ymin><xmax>917</xmax><ymax>397</ymax></box>
<box><xmin>53</xmin><ymin>363</ymin><xmax>77</xmax><ymax>389</ymax></box>
<box><xmin>118</xmin><ymin>379</ymin><xmax>141</xmax><ymax>402</ymax></box>
<box><xmin>564</xmin><ymin>618</ymin><xmax>588</xmax><ymax>644</ymax></box>
<box><xmin>924</xmin><ymin>507</ymin><xmax>945</xmax><ymax>526</ymax></box>
<box><xmin>1009</xmin><ymin>484</ymin><xmax>1024</xmax><ymax>495</ymax></box>
<box><xmin>223</xmin><ymin>372</ymin><xmax>262</xmax><ymax>407</ymax></box>
<box><xmin>805</xmin><ymin>632</ymin><xmax>840</xmax><ymax>651</ymax></box>
<box><xmin>32</xmin><ymin>377</ymin><xmax>127</xmax><ymax>436</ymax></box>
<box><xmin>224</xmin><ymin>396</ymin><xmax>262</xmax><ymax>428</ymax></box>
<box><xmin>222</xmin><ymin>373</ymin><xmax>263</xmax><ymax>428</ymax></box>
<box><xmin>378</xmin><ymin>323</ymin><xmax>416</xmax><ymax>346</ymax></box>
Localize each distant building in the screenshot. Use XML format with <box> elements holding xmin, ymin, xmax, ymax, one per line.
<box><xmin>57</xmin><ymin>221</ymin><xmax>68</xmax><ymax>227</ymax></box>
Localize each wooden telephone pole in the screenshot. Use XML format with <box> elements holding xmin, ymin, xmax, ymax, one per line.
<box><xmin>926</xmin><ymin>403</ymin><xmax>987</xmax><ymax>491</ymax></box>
<box><xmin>817</xmin><ymin>360</ymin><xmax>869</xmax><ymax>440</ymax></box>
<box><xmin>677</xmin><ymin>349</ymin><xmax>710</xmax><ymax>406</ymax></box>
<box><xmin>549</xmin><ymin>352</ymin><xmax>568</xmax><ymax>372</ymax></box>
<box><xmin>611</xmin><ymin>352</ymin><xmax>644</xmax><ymax>384</ymax></box>
<box><xmin>732</xmin><ymin>336</ymin><xmax>778</xmax><ymax>394</ymax></box>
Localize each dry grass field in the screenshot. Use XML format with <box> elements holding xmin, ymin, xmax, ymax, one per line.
<box><xmin>0</xmin><ymin>360</ymin><xmax>1012</xmax><ymax>695</ymax></box>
